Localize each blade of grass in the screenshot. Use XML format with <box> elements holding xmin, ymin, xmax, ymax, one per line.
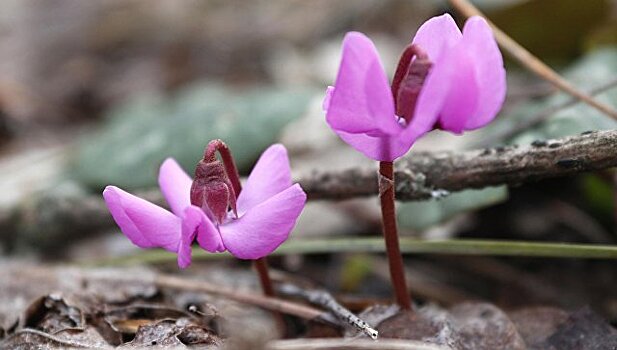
<box><xmin>92</xmin><ymin>238</ymin><xmax>617</xmax><ymax>266</ymax></box>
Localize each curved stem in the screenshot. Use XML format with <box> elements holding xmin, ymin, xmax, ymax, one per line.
<box><xmin>379</xmin><ymin>161</ymin><xmax>412</xmax><ymax>310</ymax></box>
<box><xmin>204</xmin><ymin>139</ymin><xmax>242</xmax><ymax>195</ymax></box>
<box><xmin>254</xmin><ymin>257</ymin><xmax>277</xmax><ymax>298</ymax></box>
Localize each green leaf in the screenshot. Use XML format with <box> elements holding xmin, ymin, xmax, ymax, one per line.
<box><xmin>71</xmin><ymin>83</ymin><xmax>315</xmax><ymax>190</ymax></box>
<box><xmin>580</xmin><ymin>174</ymin><xmax>614</xmax><ymax>220</ymax></box>
<box><xmin>397</xmin><ymin>186</ymin><xmax>508</xmax><ymax>230</ymax></box>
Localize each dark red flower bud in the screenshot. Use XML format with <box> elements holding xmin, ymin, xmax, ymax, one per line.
<box><xmin>391</xmin><ymin>44</ymin><xmax>432</xmax><ymax>125</ymax></box>
<box><xmin>190</xmin><ymin>140</ymin><xmax>240</xmax><ymax>224</ymax></box>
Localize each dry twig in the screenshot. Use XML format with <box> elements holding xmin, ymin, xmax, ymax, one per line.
<box><xmin>278</xmin><ymin>284</ymin><xmax>378</xmax><ymax>339</ymax></box>
<box><xmin>448</xmin><ymin>0</ymin><xmax>617</xmax><ymax>120</ymax></box>
<box><xmin>4</xmin><ymin>130</ymin><xmax>617</xmax><ymax>245</ymax></box>
<box><xmin>154</xmin><ymin>274</ymin><xmax>339</xmax><ymax>325</ymax></box>
<box><xmin>302</xmin><ymin>130</ymin><xmax>617</xmax><ymax>200</ymax></box>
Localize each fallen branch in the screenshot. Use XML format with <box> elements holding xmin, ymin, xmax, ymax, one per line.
<box><xmin>301</xmin><ymin>130</ymin><xmax>617</xmax><ymax>200</ymax></box>
<box><xmin>278</xmin><ymin>283</ymin><xmax>379</xmax><ymax>339</ymax></box>
<box><xmin>4</xmin><ymin>130</ymin><xmax>617</xmax><ymax>248</ymax></box>
<box><xmin>154</xmin><ymin>274</ymin><xmax>339</xmax><ymax>325</ymax></box>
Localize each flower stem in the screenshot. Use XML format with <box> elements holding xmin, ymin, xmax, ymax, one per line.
<box><xmin>204</xmin><ymin>139</ymin><xmax>242</xmax><ymax>195</ymax></box>
<box><xmin>254</xmin><ymin>257</ymin><xmax>276</xmax><ymax>297</ymax></box>
<box><xmin>378</xmin><ymin>160</ymin><xmax>412</xmax><ymax>310</ymax></box>
<box><xmin>254</xmin><ymin>256</ymin><xmax>287</xmax><ymax>336</ymax></box>
<box><xmin>208</xmin><ymin>139</ymin><xmax>286</xmax><ymax>334</ymax></box>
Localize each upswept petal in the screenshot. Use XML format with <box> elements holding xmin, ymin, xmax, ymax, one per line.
<box><xmin>158</xmin><ymin>158</ymin><xmax>193</xmax><ymax>215</ymax></box>
<box><xmin>326</xmin><ymin>32</ymin><xmax>400</xmax><ymax>136</ymax></box>
<box><xmin>433</xmin><ymin>43</ymin><xmax>479</xmax><ymax>133</ymax></box>
<box><xmin>411</xmin><ymin>13</ymin><xmax>462</xmax><ymax>62</ymax></box>
<box><xmin>237</xmin><ymin>144</ymin><xmax>292</xmax><ymax>215</ymax></box>
<box><xmin>460</xmin><ymin>16</ymin><xmax>506</xmax><ymax>130</ymax></box>
<box><xmin>327</xmin><ymin>85</ymin><xmax>417</xmax><ymax>161</ymax></box>
<box><xmin>407</xmin><ymin>40</ymin><xmax>458</xmax><ymax>137</ymax></box>
<box><xmin>179</xmin><ymin>205</ymin><xmax>223</xmax><ymax>259</ymax></box>
<box><xmin>178</xmin><ymin>209</ymin><xmax>198</xmax><ymax>269</ymax></box>
<box><xmin>335</xmin><ymin>130</ymin><xmax>417</xmax><ymax>162</ymax></box>
<box><xmin>220</xmin><ymin>184</ymin><xmax>306</xmax><ymax>260</ymax></box>
<box><xmin>103</xmin><ymin>186</ymin><xmax>180</xmax><ymax>252</ymax></box>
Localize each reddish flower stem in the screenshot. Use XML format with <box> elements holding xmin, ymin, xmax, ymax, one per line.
<box><xmin>254</xmin><ymin>257</ymin><xmax>276</xmax><ymax>298</ymax></box>
<box><xmin>379</xmin><ymin>161</ymin><xmax>412</xmax><ymax>310</ymax></box>
<box><xmin>206</xmin><ymin>139</ymin><xmax>286</xmax><ymax>334</ymax></box>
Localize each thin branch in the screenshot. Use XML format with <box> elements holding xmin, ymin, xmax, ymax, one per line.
<box><xmin>5</xmin><ymin>130</ymin><xmax>617</xmax><ymax>248</ymax></box>
<box><xmin>154</xmin><ymin>274</ymin><xmax>338</xmax><ymax>324</ymax></box>
<box><xmin>448</xmin><ymin>0</ymin><xmax>617</xmax><ymax>121</ymax></box>
<box><xmin>278</xmin><ymin>283</ymin><xmax>379</xmax><ymax>339</ymax></box>
<box><xmin>301</xmin><ymin>129</ymin><xmax>617</xmax><ymax>200</ymax></box>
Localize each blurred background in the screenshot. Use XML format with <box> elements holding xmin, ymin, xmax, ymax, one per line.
<box><xmin>1</xmin><ymin>0</ymin><xmax>617</xmax><ymax>325</ymax></box>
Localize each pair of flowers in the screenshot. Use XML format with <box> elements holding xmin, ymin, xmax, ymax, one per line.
<box><xmin>104</xmin><ymin>14</ymin><xmax>505</xmax><ymax>267</ymax></box>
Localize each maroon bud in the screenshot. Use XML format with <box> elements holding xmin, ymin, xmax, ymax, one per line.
<box><xmin>190</xmin><ymin>158</ymin><xmax>237</xmax><ymax>224</ymax></box>
<box><xmin>391</xmin><ymin>44</ymin><xmax>432</xmax><ymax>125</ymax></box>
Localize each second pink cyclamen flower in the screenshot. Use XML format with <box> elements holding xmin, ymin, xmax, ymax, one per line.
<box><xmin>324</xmin><ymin>14</ymin><xmax>506</xmax><ymax>161</ymax></box>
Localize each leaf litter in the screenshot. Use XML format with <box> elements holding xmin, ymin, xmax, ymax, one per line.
<box><xmin>0</xmin><ymin>263</ymin><xmax>615</xmax><ymax>349</ymax></box>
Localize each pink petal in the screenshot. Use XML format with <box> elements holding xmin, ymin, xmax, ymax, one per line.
<box><xmin>411</xmin><ymin>13</ymin><xmax>462</xmax><ymax>62</ymax></box>
<box><xmin>410</xmin><ymin>31</ymin><xmax>482</xmax><ymax>136</ymax></box>
<box><xmin>237</xmin><ymin>144</ymin><xmax>292</xmax><ymax>214</ymax></box>
<box><xmin>103</xmin><ymin>186</ymin><xmax>180</xmax><ymax>252</ymax></box>
<box><xmin>158</xmin><ymin>158</ymin><xmax>193</xmax><ymax>216</ymax></box>
<box><xmin>434</xmin><ymin>44</ymin><xmax>479</xmax><ymax>133</ymax></box>
<box><xmin>461</xmin><ymin>16</ymin><xmax>506</xmax><ymax>130</ymax></box>
<box><xmin>177</xmin><ymin>209</ymin><xmax>198</xmax><ymax>269</ymax></box>
<box><xmin>326</xmin><ymin>32</ymin><xmax>401</xmax><ymax>136</ymax></box>
<box><xmin>335</xmin><ymin>130</ymin><xmax>418</xmax><ymax>162</ymax></box>
<box><xmin>405</xmin><ymin>42</ymin><xmax>458</xmax><ymax>137</ymax></box>
<box><xmin>182</xmin><ymin>205</ymin><xmax>224</xmax><ymax>253</ymax></box>
<box><xmin>327</xmin><ymin>85</ymin><xmax>418</xmax><ymax>161</ymax></box>
<box><xmin>219</xmin><ymin>184</ymin><xmax>306</xmax><ymax>260</ymax></box>
<box><xmin>178</xmin><ymin>206</ymin><xmax>224</xmax><ymax>268</ymax></box>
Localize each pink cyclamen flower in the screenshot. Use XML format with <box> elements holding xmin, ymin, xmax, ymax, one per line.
<box><xmin>103</xmin><ymin>144</ymin><xmax>307</xmax><ymax>268</ymax></box>
<box><xmin>324</xmin><ymin>14</ymin><xmax>506</xmax><ymax>161</ymax></box>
